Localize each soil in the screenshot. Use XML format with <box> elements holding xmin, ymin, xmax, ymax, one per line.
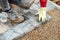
<box><xmin>56</xmin><ymin>1</ymin><xmax>60</xmax><ymax>6</ymax></box>
<box><xmin>51</xmin><ymin>0</ymin><xmax>60</xmax><ymax>6</ymax></box>
<box><xmin>51</xmin><ymin>0</ymin><xmax>60</xmax><ymax>2</ymax></box>
<box><xmin>13</xmin><ymin>8</ymin><xmax>60</xmax><ymax>40</ymax></box>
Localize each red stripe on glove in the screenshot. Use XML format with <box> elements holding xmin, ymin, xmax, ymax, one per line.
<box><xmin>40</xmin><ymin>0</ymin><xmax>47</xmax><ymax>7</ymax></box>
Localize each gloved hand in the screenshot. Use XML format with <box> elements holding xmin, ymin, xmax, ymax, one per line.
<box><xmin>37</xmin><ymin>0</ymin><xmax>47</xmax><ymax>23</ymax></box>
<box><xmin>37</xmin><ymin>7</ymin><xmax>46</xmax><ymax>22</ymax></box>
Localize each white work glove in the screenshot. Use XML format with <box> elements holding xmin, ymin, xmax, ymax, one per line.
<box><xmin>0</xmin><ymin>12</ymin><xmax>8</xmax><ymax>22</ymax></box>
<box><xmin>37</xmin><ymin>7</ymin><xmax>46</xmax><ymax>22</ymax></box>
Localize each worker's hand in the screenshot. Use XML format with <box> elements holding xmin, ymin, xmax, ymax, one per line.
<box><xmin>37</xmin><ymin>7</ymin><xmax>46</xmax><ymax>23</ymax></box>
<box><xmin>37</xmin><ymin>9</ymin><xmax>42</xmax><ymax>21</ymax></box>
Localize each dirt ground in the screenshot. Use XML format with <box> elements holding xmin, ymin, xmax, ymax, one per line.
<box><xmin>14</xmin><ymin>9</ymin><xmax>60</xmax><ymax>40</ymax></box>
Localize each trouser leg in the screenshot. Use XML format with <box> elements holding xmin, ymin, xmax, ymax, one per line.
<box><xmin>1</xmin><ymin>0</ymin><xmax>10</xmax><ymax>11</ymax></box>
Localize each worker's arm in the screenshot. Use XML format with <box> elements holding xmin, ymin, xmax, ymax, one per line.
<box><xmin>40</xmin><ymin>0</ymin><xmax>48</xmax><ymax>22</ymax></box>
<box><xmin>37</xmin><ymin>0</ymin><xmax>48</xmax><ymax>22</ymax></box>
<box><xmin>40</xmin><ymin>0</ymin><xmax>47</xmax><ymax>7</ymax></box>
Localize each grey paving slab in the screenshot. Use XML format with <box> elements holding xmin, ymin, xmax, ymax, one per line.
<box><xmin>1</xmin><ymin>30</ymin><xmax>19</xmax><ymax>40</ymax></box>
<box><xmin>12</xmin><ymin>26</ymin><xmax>24</xmax><ymax>34</ymax></box>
